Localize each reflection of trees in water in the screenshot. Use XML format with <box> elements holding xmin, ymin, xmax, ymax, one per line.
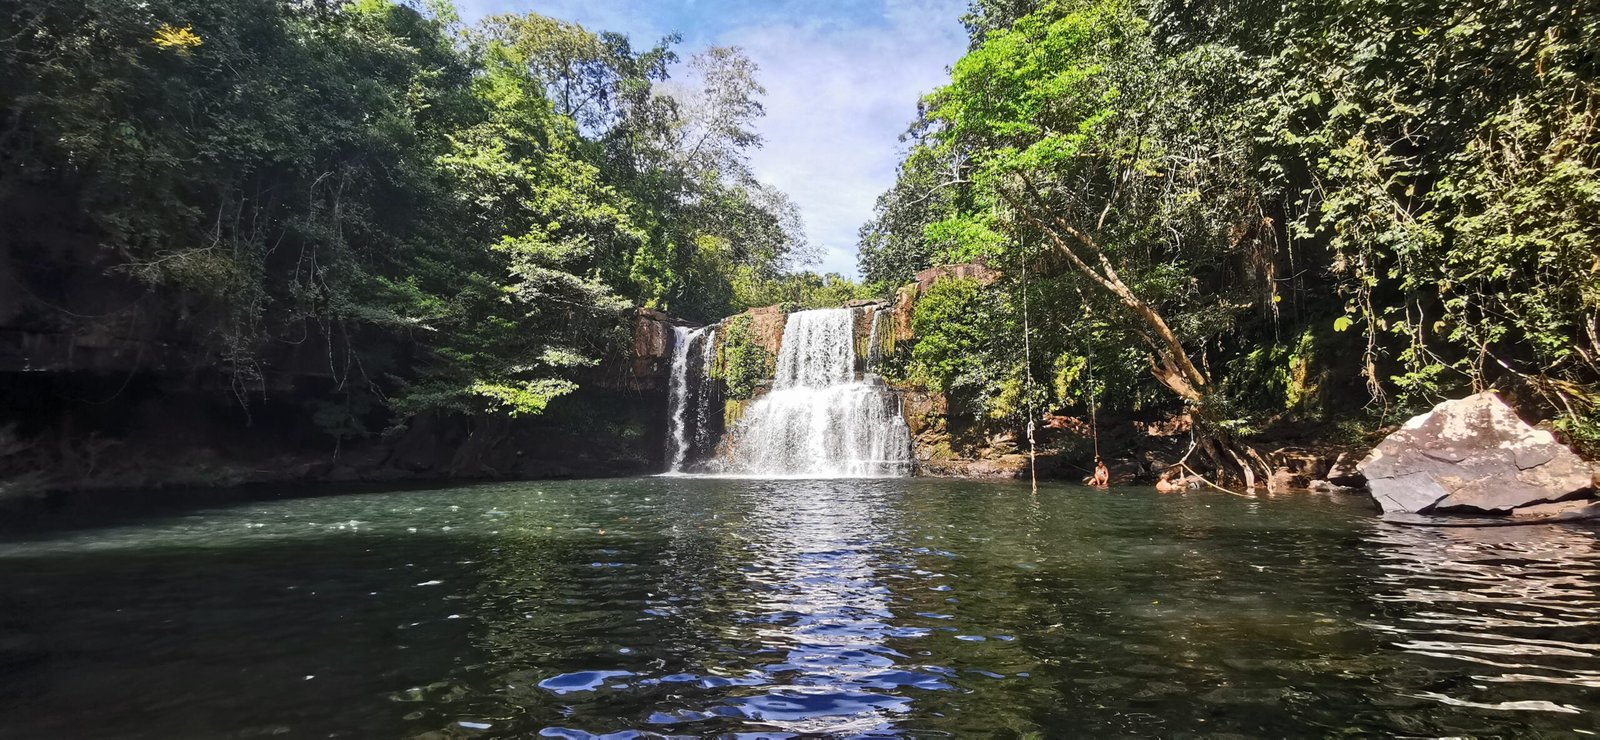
<box><xmin>916</xmin><ymin>487</ymin><xmax>1393</xmax><ymax>734</ymax></box>
<box><xmin>627</xmin><ymin>480</ymin><xmax>760</xmax><ymax>678</ymax></box>
<box><xmin>390</xmin><ymin>485</ymin><xmax>597</xmax><ymax>731</ymax></box>
<box><xmin>1364</xmin><ymin>524</ymin><xmax>1600</xmax><ymax>714</ymax></box>
<box><xmin>396</xmin><ymin>481</ymin><xmax>754</xmax><ymax>733</ymax></box>
<box><xmin>384</xmin><ymin>481</ymin><xmax>1600</xmax><ymax>736</ymax></box>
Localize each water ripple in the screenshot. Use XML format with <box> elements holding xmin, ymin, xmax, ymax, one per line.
<box><xmin>1366</xmin><ymin>523</ymin><xmax>1600</xmax><ymax>715</ymax></box>
<box><xmin>3</xmin><ymin>477</ymin><xmax>1599</xmax><ymax>737</ymax></box>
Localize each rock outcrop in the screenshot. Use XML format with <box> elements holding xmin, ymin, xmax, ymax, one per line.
<box><xmin>1358</xmin><ymin>392</ymin><xmax>1594</xmax><ymax>517</ymax></box>
<box><xmin>624</xmin><ymin>309</ymin><xmax>676</xmax><ymax>390</ymax></box>
<box><xmin>1324</xmin><ymin>452</ymin><xmax>1366</xmax><ymax>487</ymax></box>
<box><xmin>890</xmin><ymin>284</ymin><xmax>917</xmax><ymax>344</ymax></box>
<box><xmin>912</xmin><ymin>261</ymin><xmax>1000</xmax><ymax>291</ymax></box>
<box><xmin>1266</xmin><ymin>447</ymin><xmax>1333</xmax><ymax>490</ymax></box>
<box><xmin>742</xmin><ymin>305</ymin><xmax>789</xmax><ymax>356</ymax></box>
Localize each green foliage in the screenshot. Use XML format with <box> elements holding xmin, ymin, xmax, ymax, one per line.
<box><xmin>0</xmin><ymin>0</ymin><xmax>813</xmax><ymax>441</ymax></box>
<box><xmin>908</xmin><ymin>277</ymin><xmax>1021</xmax><ymax>418</ymax></box>
<box><xmin>1554</xmin><ymin>414</ymin><xmax>1600</xmax><ymax>460</ymax></box>
<box><xmin>911</xmin><ymin>0</ymin><xmax>1270</xmax><ymax>428</ymax></box>
<box><xmin>1210</xmin><ymin>328</ymin><xmax>1332</xmax><ymax>429</ymax></box>
<box><xmin>470</xmin><ymin>378</ymin><xmax>580</xmax><ymax>416</ymax></box>
<box><xmin>730</xmin><ymin>270</ymin><xmax>874</xmax><ymax>311</ymax></box>
<box><xmin>1197</xmin><ymin>0</ymin><xmax>1600</xmax><ymax>421</ymax></box>
<box><xmin>863</xmin><ymin>0</ymin><xmax>1600</xmax><ymax>440</ymax></box>
<box><xmin>712</xmin><ymin>315</ymin><xmax>774</xmax><ymax>400</ymax></box>
<box><xmin>857</xmin><ymin>146</ymin><xmax>969</xmax><ymax>290</ymax></box>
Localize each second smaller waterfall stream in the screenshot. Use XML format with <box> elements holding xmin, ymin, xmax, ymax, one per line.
<box><xmin>865</xmin><ymin>306</ymin><xmax>888</xmax><ymax>372</ymax></box>
<box><xmin>664</xmin><ymin>325</ymin><xmax>717</xmax><ymax>473</ymax></box>
<box><xmin>717</xmin><ymin>308</ymin><xmax>912</xmax><ymax>477</ymax></box>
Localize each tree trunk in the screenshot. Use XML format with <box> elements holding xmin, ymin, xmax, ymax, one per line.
<box><xmin>999</xmin><ymin>184</ymin><xmax>1270</xmax><ymax>489</ymax></box>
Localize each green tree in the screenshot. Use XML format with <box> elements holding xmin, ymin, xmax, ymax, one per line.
<box><xmin>924</xmin><ymin>0</ymin><xmax>1280</xmax><ymax>482</ymax></box>
<box><xmin>0</xmin><ymin>0</ymin><xmax>819</xmax><ymax>445</ymax></box>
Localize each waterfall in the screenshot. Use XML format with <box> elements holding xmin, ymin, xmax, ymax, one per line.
<box><xmin>865</xmin><ymin>306</ymin><xmax>887</xmax><ymax>372</ymax></box>
<box><xmin>664</xmin><ymin>326</ymin><xmax>694</xmax><ymax>472</ymax></box>
<box><xmin>691</xmin><ymin>326</ymin><xmax>718</xmax><ymax>458</ymax></box>
<box><xmin>717</xmin><ymin>308</ymin><xmax>912</xmax><ymax>478</ymax></box>
<box><xmin>664</xmin><ymin>325</ymin><xmax>715</xmax><ymax>473</ymax></box>
<box><xmin>773</xmin><ymin>307</ymin><xmax>854</xmax><ymax>387</ymax></box>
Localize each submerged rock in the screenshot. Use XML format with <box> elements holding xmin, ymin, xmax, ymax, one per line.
<box><xmin>1359</xmin><ymin>392</ymin><xmax>1593</xmax><ymax>516</ymax></box>
<box><xmin>1324</xmin><ymin>451</ymin><xmax>1366</xmax><ymax>487</ymax></box>
<box><xmin>1382</xmin><ymin>500</ymin><xmax>1600</xmax><ymax>527</ymax></box>
<box><xmin>1266</xmin><ymin>447</ymin><xmax>1333</xmax><ymax>490</ymax></box>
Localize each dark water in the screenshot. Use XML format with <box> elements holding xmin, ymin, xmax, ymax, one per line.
<box><xmin>2</xmin><ymin>478</ymin><xmax>1599</xmax><ymax>738</ymax></box>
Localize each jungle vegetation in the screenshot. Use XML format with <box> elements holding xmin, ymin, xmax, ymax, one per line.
<box><xmin>4</xmin><ymin>0</ymin><xmax>1597</xmax><ymax>474</ymax></box>
<box><xmin>0</xmin><ymin>0</ymin><xmax>855</xmax><ymax>435</ymax></box>
<box><xmin>861</xmin><ymin>0</ymin><xmax>1600</xmax><ymax>472</ymax></box>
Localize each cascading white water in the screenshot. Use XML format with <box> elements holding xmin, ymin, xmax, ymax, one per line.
<box><xmin>664</xmin><ymin>326</ymin><xmax>695</xmax><ymax>472</ymax></box>
<box><xmin>691</xmin><ymin>326</ymin><xmax>718</xmax><ymax>457</ymax></box>
<box><xmin>664</xmin><ymin>325</ymin><xmax>715</xmax><ymax>473</ymax></box>
<box><xmin>773</xmin><ymin>307</ymin><xmax>855</xmax><ymax>388</ymax></box>
<box><xmin>718</xmin><ymin>308</ymin><xmax>912</xmax><ymax>477</ymax></box>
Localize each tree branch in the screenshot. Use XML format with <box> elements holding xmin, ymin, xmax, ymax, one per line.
<box><xmin>999</xmin><ymin>176</ymin><xmax>1210</xmax><ymax>400</ymax></box>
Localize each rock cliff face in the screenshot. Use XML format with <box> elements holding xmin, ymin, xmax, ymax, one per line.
<box><xmin>622</xmin><ymin>309</ymin><xmax>678</xmax><ymax>391</ymax></box>
<box><xmin>0</xmin><ymin>297</ymin><xmax>681</xmax><ymax>502</ymax></box>
<box><xmin>891</xmin><ymin>285</ymin><xmax>917</xmax><ymax>345</ymax></box>
<box><xmin>743</xmin><ymin>305</ymin><xmax>789</xmax><ymax>355</ymax></box>
<box><xmin>912</xmin><ymin>261</ymin><xmax>1000</xmax><ymax>291</ymax></box>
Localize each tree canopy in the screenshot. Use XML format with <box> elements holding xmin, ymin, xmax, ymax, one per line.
<box><xmin>862</xmin><ymin>0</ymin><xmax>1600</xmax><ymax>458</ymax></box>
<box><xmin>1</xmin><ymin>0</ymin><xmax>847</xmax><ymax>437</ymax></box>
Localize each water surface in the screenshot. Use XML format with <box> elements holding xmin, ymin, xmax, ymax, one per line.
<box><xmin>2</xmin><ymin>478</ymin><xmax>1598</xmax><ymax>737</ymax></box>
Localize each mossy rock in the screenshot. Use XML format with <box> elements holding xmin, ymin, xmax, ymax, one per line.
<box><xmin>724</xmin><ymin>398</ymin><xmax>750</xmax><ymax>428</ymax></box>
<box><xmin>713</xmin><ymin>315</ymin><xmax>775</xmax><ymax>400</ymax></box>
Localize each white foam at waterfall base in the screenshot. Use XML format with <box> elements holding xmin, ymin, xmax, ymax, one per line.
<box><xmin>716</xmin><ymin>308</ymin><xmax>912</xmax><ymax>478</ymax></box>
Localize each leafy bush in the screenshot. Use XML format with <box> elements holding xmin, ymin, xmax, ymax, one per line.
<box><xmin>713</xmin><ymin>315</ymin><xmax>774</xmax><ymax>400</ymax></box>
<box><xmin>908</xmin><ymin>277</ymin><xmax>1019</xmax><ymax>418</ymax></box>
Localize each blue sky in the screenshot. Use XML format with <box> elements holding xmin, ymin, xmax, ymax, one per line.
<box><xmin>455</xmin><ymin>0</ymin><xmax>970</xmax><ymax>278</ymax></box>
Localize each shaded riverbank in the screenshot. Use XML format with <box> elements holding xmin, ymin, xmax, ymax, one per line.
<box><xmin>3</xmin><ymin>477</ymin><xmax>1598</xmax><ymax>736</ymax></box>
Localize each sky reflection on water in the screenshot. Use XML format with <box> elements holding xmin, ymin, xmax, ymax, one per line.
<box><xmin>1</xmin><ymin>477</ymin><xmax>1598</xmax><ymax>737</ymax></box>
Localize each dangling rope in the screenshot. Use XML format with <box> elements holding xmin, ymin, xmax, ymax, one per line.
<box><xmin>1021</xmin><ymin>239</ymin><xmax>1038</xmax><ymax>495</ymax></box>
<box><xmin>1088</xmin><ymin>357</ymin><xmax>1099</xmax><ymax>460</ymax></box>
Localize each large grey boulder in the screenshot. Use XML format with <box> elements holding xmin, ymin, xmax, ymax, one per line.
<box><xmin>1358</xmin><ymin>392</ymin><xmax>1593</xmax><ymax>515</ymax></box>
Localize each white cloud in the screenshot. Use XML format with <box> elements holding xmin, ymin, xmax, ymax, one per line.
<box><xmin>723</xmin><ymin>3</ymin><xmax>967</xmax><ymax>277</ymax></box>
<box><xmin>454</xmin><ymin>0</ymin><xmax>968</xmax><ymax>278</ymax></box>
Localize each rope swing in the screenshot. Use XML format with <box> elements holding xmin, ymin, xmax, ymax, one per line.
<box><xmin>1088</xmin><ymin>357</ymin><xmax>1099</xmax><ymax>460</ymax></box>
<box><xmin>1020</xmin><ymin>239</ymin><xmax>1038</xmax><ymax>496</ymax></box>
<box><xmin>1085</xmin><ymin>354</ymin><xmax>1109</xmax><ymax>489</ymax></box>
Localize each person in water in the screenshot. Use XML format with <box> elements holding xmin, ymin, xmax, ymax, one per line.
<box><xmin>1086</xmin><ymin>457</ymin><xmax>1109</xmax><ymax>489</ymax></box>
<box><xmin>1155</xmin><ymin>467</ymin><xmax>1195</xmax><ymax>493</ymax></box>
